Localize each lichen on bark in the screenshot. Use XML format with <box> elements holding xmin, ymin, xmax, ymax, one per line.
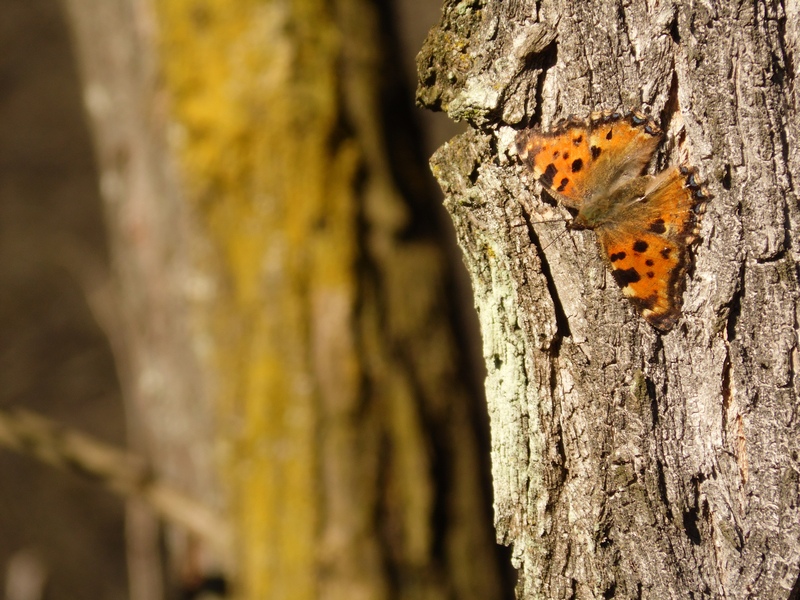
<box><xmin>420</xmin><ymin>1</ymin><xmax>800</xmax><ymax>597</ymax></box>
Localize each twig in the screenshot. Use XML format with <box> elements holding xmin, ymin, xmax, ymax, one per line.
<box><xmin>0</xmin><ymin>406</ymin><xmax>231</xmax><ymax>559</ymax></box>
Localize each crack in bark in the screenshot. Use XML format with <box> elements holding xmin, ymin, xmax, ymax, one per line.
<box><xmin>725</xmin><ymin>260</ymin><xmax>745</xmax><ymax>341</ymax></box>
<box><xmin>520</xmin><ymin>205</ymin><xmax>572</xmax><ymax>339</ymax></box>
<box><xmin>529</xmin><ymin>39</ymin><xmax>558</xmax><ymax>127</ymax></box>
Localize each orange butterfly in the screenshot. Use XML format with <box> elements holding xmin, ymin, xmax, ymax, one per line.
<box><xmin>516</xmin><ymin>110</ymin><xmax>709</xmax><ymax>331</ymax></box>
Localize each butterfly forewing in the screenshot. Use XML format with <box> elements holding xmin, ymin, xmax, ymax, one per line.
<box><xmin>516</xmin><ymin>120</ymin><xmax>594</xmax><ymax>207</ymax></box>
<box><xmin>516</xmin><ymin>110</ymin><xmax>663</xmax><ymax>211</ymax></box>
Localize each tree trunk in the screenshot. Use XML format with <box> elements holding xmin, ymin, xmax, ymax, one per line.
<box><xmin>61</xmin><ymin>0</ymin><xmax>508</xmax><ymax>598</ymax></box>
<box><xmin>418</xmin><ymin>1</ymin><xmax>800</xmax><ymax>598</ymax></box>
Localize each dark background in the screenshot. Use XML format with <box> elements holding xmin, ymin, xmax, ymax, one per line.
<box><xmin>0</xmin><ymin>0</ymin><xmax>126</xmax><ymax>598</ymax></box>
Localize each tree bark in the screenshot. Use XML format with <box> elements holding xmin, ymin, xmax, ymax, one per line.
<box><xmin>419</xmin><ymin>1</ymin><xmax>800</xmax><ymax>598</ymax></box>
<box><xmin>61</xmin><ymin>0</ymin><xmax>509</xmax><ymax>598</ymax></box>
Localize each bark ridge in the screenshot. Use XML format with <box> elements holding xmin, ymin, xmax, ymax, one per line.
<box><xmin>420</xmin><ymin>1</ymin><xmax>800</xmax><ymax>598</ymax></box>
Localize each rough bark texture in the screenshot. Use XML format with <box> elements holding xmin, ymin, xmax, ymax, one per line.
<box><xmin>62</xmin><ymin>0</ymin><xmax>506</xmax><ymax>598</ymax></box>
<box><xmin>419</xmin><ymin>1</ymin><xmax>800</xmax><ymax>598</ymax></box>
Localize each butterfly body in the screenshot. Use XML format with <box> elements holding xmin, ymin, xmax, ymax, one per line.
<box><xmin>570</xmin><ymin>177</ymin><xmax>649</xmax><ymax>230</ymax></box>
<box><xmin>516</xmin><ymin>110</ymin><xmax>709</xmax><ymax>331</ymax></box>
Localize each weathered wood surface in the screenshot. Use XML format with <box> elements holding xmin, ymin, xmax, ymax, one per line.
<box><xmin>419</xmin><ymin>1</ymin><xmax>800</xmax><ymax>598</ymax></box>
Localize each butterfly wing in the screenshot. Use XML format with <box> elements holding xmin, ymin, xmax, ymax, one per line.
<box><xmin>596</xmin><ymin>166</ymin><xmax>709</xmax><ymax>330</ymax></box>
<box><xmin>516</xmin><ymin>110</ymin><xmax>663</xmax><ymax>211</ymax></box>
<box><xmin>516</xmin><ymin>117</ymin><xmax>594</xmax><ymax>208</ymax></box>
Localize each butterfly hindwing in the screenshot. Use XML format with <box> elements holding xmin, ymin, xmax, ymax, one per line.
<box><xmin>596</xmin><ymin>166</ymin><xmax>708</xmax><ymax>330</ymax></box>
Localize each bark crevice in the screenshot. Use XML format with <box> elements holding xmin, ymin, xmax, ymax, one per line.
<box><xmin>419</xmin><ymin>0</ymin><xmax>800</xmax><ymax>597</ymax></box>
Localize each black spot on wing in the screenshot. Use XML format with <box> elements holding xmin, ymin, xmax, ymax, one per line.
<box><xmin>645</xmin><ymin>259</ymin><xmax>654</xmax><ymax>266</ymax></box>
<box><xmin>610</xmin><ymin>252</ymin><xmax>626</xmax><ymax>262</ymax></box>
<box><xmin>648</xmin><ymin>219</ymin><xmax>666</xmax><ymax>234</ymax></box>
<box><xmin>571</xmin><ymin>158</ymin><xmax>583</xmax><ymax>172</ymax></box>
<box><xmin>633</xmin><ymin>240</ymin><xmax>648</xmax><ymax>253</ymax></box>
<box><xmin>631</xmin><ymin>293</ymin><xmax>658</xmax><ymax>311</ymax></box>
<box><xmin>612</xmin><ymin>267</ymin><xmax>641</xmax><ymax>287</ymax></box>
<box><xmin>647</xmin><ymin>271</ymin><xmax>655</xmax><ymax>278</ymax></box>
<box><xmin>541</xmin><ymin>163</ymin><xmax>558</xmax><ymax>188</ymax></box>
<box><xmin>605</xmin><ymin>129</ymin><xmax>613</xmax><ymax>140</ymax></box>
<box><xmin>552</xmin><ymin>150</ymin><xmax>560</xmax><ymax>159</ymax></box>
<box><xmin>573</xmin><ymin>135</ymin><xmax>583</xmax><ymax>146</ymax></box>
<box><xmin>591</xmin><ymin>146</ymin><xmax>602</xmax><ymax>159</ymax></box>
<box><xmin>660</xmin><ymin>247</ymin><xmax>672</xmax><ymax>259</ymax></box>
<box><xmin>557</xmin><ymin>177</ymin><xmax>569</xmax><ymax>192</ymax></box>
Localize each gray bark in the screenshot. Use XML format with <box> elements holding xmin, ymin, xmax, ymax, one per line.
<box><xmin>61</xmin><ymin>1</ymin><xmax>221</xmax><ymax>595</ymax></box>
<box><xmin>418</xmin><ymin>1</ymin><xmax>800</xmax><ymax>598</ymax></box>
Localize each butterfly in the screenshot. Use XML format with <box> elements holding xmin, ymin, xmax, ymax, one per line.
<box><xmin>516</xmin><ymin>109</ymin><xmax>709</xmax><ymax>331</ymax></box>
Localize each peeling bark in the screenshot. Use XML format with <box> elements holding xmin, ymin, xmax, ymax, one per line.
<box><xmin>420</xmin><ymin>1</ymin><xmax>800</xmax><ymax>598</ymax></box>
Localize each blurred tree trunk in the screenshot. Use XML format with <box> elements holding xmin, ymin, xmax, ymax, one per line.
<box><xmin>60</xmin><ymin>0</ymin><xmax>509</xmax><ymax>599</ymax></box>
<box><xmin>419</xmin><ymin>0</ymin><xmax>800</xmax><ymax>598</ymax></box>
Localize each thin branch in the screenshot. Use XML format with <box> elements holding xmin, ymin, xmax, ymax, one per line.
<box><xmin>0</xmin><ymin>406</ymin><xmax>231</xmax><ymax>560</ymax></box>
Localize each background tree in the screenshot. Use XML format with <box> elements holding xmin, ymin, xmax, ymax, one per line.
<box><xmin>418</xmin><ymin>0</ymin><xmax>800</xmax><ymax>598</ymax></box>
<box><xmin>62</xmin><ymin>0</ymin><xmax>511</xmax><ymax>597</ymax></box>
<box><xmin>0</xmin><ymin>0</ymin><xmax>514</xmax><ymax>598</ymax></box>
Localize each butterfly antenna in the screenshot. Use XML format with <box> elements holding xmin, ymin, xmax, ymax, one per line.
<box><xmin>525</xmin><ymin>211</ymin><xmax>571</xmax><ymax>253</ymax></box>
<box><xmin>529</xmin><ymin>217</ymin><xmax>571</xmax><ymax>224</ymax></box>
<box><xmin>539</xmin><ymin>226</ymin><xmax>571</xmax><ymax>253</ymax></box>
